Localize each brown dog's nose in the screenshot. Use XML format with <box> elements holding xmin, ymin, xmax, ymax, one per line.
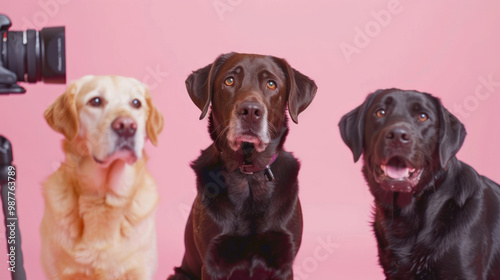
<box><xmin>386</xmin><ymin>127</ymin><xmax>411</xmax><ymax>144</ymax></box>
<box><xmin>237</xmin><ymin>101</ymin><xmax>263</xmax><ymax>122</ymax></box>
<box><xmin>112</xmin><ymin>117</ymin><xmax>137</xmax><ymax>138</ymax></box>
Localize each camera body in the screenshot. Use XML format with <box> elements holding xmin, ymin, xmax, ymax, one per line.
<box><xmin>0</xmin><ymin>14</ymin><xmax>66</xmax><ymax>94</ymax></box>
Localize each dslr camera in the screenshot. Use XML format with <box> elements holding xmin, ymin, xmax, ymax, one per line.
<box><xmin>0</xmin><ymin>14</ymin><xmax>66</xmax><ymax>94</ymax></box>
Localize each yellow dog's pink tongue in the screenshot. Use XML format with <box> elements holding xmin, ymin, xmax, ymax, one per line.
<box><xmin>383</xmin><ymin>165</ymin><xmax>409</xmax><ymax>179</ymax></box>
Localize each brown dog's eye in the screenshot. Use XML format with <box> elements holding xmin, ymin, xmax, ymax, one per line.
<box><xmin>224</xmin><ymin>77</ymin><xmax>234</xmax><ymax>86</ymax></box>
<box><xmin>376</xmin><ymin>109</ymin><xmax>386</xmax><ymax>118</ymax></box>
<box><xmin>131</xmin><ymin>99</ymin><xmax>141</xmax><ymax>109</ymax></box>
<box><xmin>88</xmin><ymin>97</ymin><xmax>102</xmax><ymax>107</ymax></box>
<box><xmin>418</xmin><ymin>113</ymin><xmax>429</xmax><ymax>122</ymax></box>
<box><xmin>267</xmin><ymin>80</ymin><xmax>277</xmax><ymax>90</ymax></box>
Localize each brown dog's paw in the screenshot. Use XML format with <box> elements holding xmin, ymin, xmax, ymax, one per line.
<box><xmin>205</xmin><ymin>235</ymin><xmax>251</xmax><ymax>278</ymax></box>
<box><xmin>205</xmin><ymin>232</ymin><xmax>295</xmax><ymax>278</ymax></box>
<box><xmin>255</xmin><ymin>231</ymin><xmax>295</xmax><ymax>271</ymax></box>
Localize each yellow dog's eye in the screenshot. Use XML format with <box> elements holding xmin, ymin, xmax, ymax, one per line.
<box><xmin>88</xmin><ymin>97</ymin><xmax>103</xmax><ymax>107</ymax></box>
<box><xmin>418</xmin><ymin>113</ymin><xmax>429</xmax><ymax>122</ymax></box>
<box><xmin>224</xmin><ymin>77</ymin><xmax>234</xmax><ymax>86</ymax></box>
<box><xmin>376</xmin><ymin>109</ymin><xmax>386</xmax><ymax>118</ymax></box>
<box><xmin>131</xmin><ymin>99</ymin><xmax>141</xmax><ymax>109</ymax></box>
<box><xmin>267</xmin><ymin>80</ymin><xmax>277</xmax><ymax>90</ymax></box>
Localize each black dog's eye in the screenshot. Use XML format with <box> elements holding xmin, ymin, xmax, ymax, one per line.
<box><xmin>224</xmin><ymin>77</ymin><xmax>235</xmax><ymax>86</ymax></box>
<box><xmin>131</xmin><ymin>99</ymin><xmax>142</xmax><ymax>109</ymax></box>
<box><xmin>418</xmin><ymin>113</ymin><xmax>429</xmax><ymax>122</ymax></box>
<box><xmin>376</xmin><ymin>109</ymin><xmax>386</xmax><ymax>118</ymax></box>
<box><xmin>88</xmin><ymin>97</ymin><xmax>103</xmax><ymax>107</ymax></box>
<box><xmin>267</xmin><ymin>80</ymin><xmax>277</xmax><ymax>90</ymax></box>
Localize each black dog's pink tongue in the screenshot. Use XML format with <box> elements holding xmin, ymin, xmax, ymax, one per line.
<box><xmin>385</xmin><ymin>165</ymin><xmax>409</xmax><ymax>179</ymax></box>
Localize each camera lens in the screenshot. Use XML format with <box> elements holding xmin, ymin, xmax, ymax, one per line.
<box><xmin>1</xmin><ymin>26</ymin><xmax>65</xmax><ymax>84</ymax></box>
<box><xmin>40</xmin><ymin>27</ymin><xmax>66</xmax><ymax>83</ymax></box>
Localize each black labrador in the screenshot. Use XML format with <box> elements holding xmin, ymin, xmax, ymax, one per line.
<box><xmin>168</xmin><ymin>52</ymin><xmax>317</xmax><ymax>280</ymax></box>
<box><xmin>339</xmin><ymin>88</ymin><xmax>500</xmax><ymax>279</ymax></box>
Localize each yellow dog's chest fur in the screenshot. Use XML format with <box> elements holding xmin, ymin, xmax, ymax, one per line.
<box><xmin>41</xmin><ymin>157</ymin><xmax>159</xmax><ymax>279</ymax></box>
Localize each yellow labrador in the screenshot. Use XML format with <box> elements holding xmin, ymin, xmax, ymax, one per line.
<box><xmin>41</xmin><ymin>75</ymin><xmax>163</xmax><ymax>280</ymax></box>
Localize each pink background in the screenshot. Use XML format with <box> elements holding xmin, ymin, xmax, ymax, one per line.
<box><xmin>2</xmin><ymin>1</ymin><xmax>500</xmax><ymax>279</ymax></box>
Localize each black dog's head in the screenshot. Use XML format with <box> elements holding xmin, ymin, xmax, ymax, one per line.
<box><xmin>186</xmin><ymin>52</ymin><xmax>317</xmax><ymax>154</ymax></box>
<box><xmin>339</xmin><ymin>89</ymin><xmax>466</xmax><ymax>196</ymax></box>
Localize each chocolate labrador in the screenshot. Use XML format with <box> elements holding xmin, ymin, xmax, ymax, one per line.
<box><xmin>168</xmin><ymin>52</ymin><xmax>317</xmax><ymax>280</ymax></box>
<box><xmin>339</xmin><ymin>88</ymin><xmax>500</xmax><ymax>279</ymax></box>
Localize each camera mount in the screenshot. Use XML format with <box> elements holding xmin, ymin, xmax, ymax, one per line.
<box><xmin>0</xmin><ymin>136</ymin><xmax>26</xmax><ymax>280</ymax></box>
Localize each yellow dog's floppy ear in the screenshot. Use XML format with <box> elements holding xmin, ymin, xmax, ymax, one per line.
<box><xmin>44</xmin><ymin>83</ymin><xmax>79</xmax><ymax>140</ymax></box>
<box><xmin>145</xmin><ymin>89</ymin><xmax>164</xmax><ymax>146</ymax></box>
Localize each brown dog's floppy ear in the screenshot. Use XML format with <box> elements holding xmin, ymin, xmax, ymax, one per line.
<box><xmin>436</xmin><ymin>99</ymin><xmax>466</xmax><ymax>168</ymax></box>
<box><xmin>338</xmin><ymin>91</ymin><xmax>379</xmax><ymax>162</ymax></box>
<box><xmin>44</xmin><ymin>83</ymin><xmax>79</xmax><ymax>140</ymax></box>
<box><xmin>274</xmin><ymin>58</ymin><xmax>317</xmax><ymax>124</ymax></box>
<box><xmin>145</xmin><ymin>90</ymin><xmax>164</xmax><ymax>146</ymax></box>
<box><xmin>185</xmin><ymin>52</ymin><xmax>235</xmax><ymax>120</ymax></box>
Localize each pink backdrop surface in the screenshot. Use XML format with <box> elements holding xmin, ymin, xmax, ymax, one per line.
<box><xmin>1</xmin><ymin>1</ymin><xmax>500</xmax><ymax>279</ymax></box>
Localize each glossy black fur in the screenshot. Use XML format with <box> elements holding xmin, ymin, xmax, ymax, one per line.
<box><xmin>168</xmin><ymin>53</ymin><xmax>316</xmax><ymax>280</ymax></box>
<box><xmin>339</xmin><ymin>89</ymin><xmax>500</xmax><ymax>279</ymax></box>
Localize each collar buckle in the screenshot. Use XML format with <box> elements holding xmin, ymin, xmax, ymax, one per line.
<box><xmin>239</xmin><ymin>164</ymin><xmax>255</xmax><ymax>175</ymax></box>
<box><xmin>238</xmin><ymin>153</ymin><xmax>278</xmax><ymax>181</ymax></box>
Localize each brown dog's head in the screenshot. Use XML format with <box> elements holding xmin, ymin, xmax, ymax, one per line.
<box><xmin>186</xmin><ymin>52</ymin><xmax>317</xmax><ymax>153</ymax></box>
<box><xmin>44</xmin><ymin>75</ymin><xmax>163</xmax><ymax>167</ymax></box>
<box><xmin>339</xmin><ymin>89</ymin><xmax>466</xmax><ymax>195</ymax></box>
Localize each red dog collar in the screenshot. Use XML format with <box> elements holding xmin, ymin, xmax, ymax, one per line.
<box><xmin>239</xmin><ymin>153</ymin><xmax>278</xmax><ymax>182</ymax></box>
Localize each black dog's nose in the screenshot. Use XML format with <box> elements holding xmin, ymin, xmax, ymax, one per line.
<box><xmin>237</xmin><ymin>101</ymin><xmax>264</xmax><ymax>122</ymax></box>
<box><xmin>112</xmin><ymin>117</ymin><xmax>137</xmax><ymax>138</ymax></box>
<box><xmin>386</xmin><ymin>127</ymin><xmax>411</xmax><ymax>144</ymax></box>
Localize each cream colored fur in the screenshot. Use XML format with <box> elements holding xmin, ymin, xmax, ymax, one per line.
<box><xmin>41</xmin><ymin>75</ymin><xmax>163</xmax><ymax>280</ymax></box>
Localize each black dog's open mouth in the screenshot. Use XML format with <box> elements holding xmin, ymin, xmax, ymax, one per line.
<box><xmin>374</xmin><ymin>156</ymin><xmax>424</xmax><ymax>192</ymax></box>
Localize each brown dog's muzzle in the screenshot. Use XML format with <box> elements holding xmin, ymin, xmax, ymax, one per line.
<box><xmin>226</xmin><ymin>94</ymin><xmax>270</xmax><ymax>152</ymax></box>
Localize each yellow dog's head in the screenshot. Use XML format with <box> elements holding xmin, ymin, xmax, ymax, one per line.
<box><xmin>45</xmin><ymin>75</ymin><xmax>163</xmax><ymax>167</ymax></box>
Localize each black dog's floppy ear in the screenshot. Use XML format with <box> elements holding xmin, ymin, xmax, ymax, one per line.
<box><xmin>338</xmin><ymin>92</ymin><xmax>378</xmax><ymax>162</ymax></box>
<box><xmin>437</xmin><ymin>99</ymin><xmax>466</xmax><ymax>168</ymax></box>
<box><xmin>273</xmin><ymin>58</ymin><xmax>317</xmax><ymax>124</ymax></box>
<box><xmin>185</xmin><ymin>52</ymin><xmax>235</xmax><ymax>120</ymax></box>
<box><xmin>339</xmin><ymin>105</ymin><xmax>364</xmax><ymax>162</ymax></box>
